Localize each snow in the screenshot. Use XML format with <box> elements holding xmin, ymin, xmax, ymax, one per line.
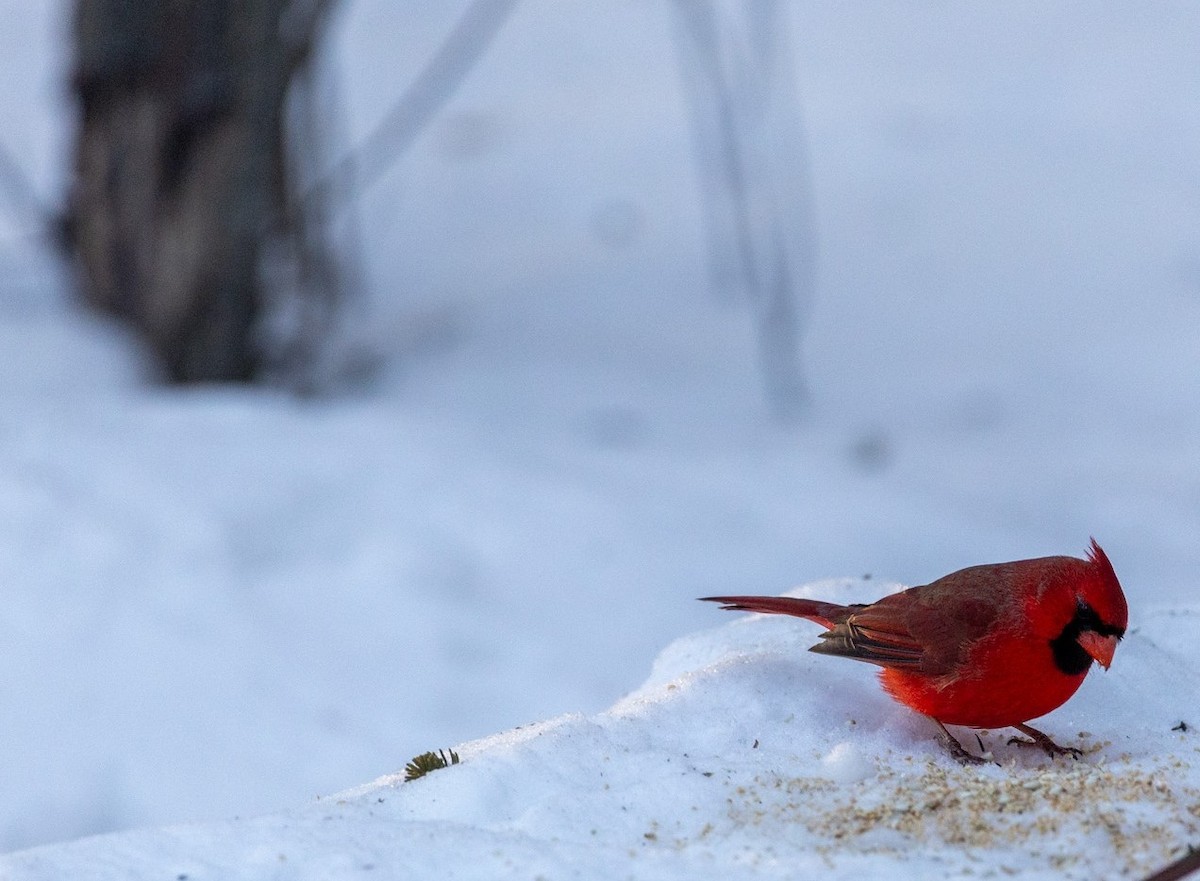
<box><xmin>3</xmin><ymin>582</ymin><xmax>1198</xmax><ymax>879</ymax></box>
<box><xmin>0</xmin><ymin>0</ymin><xmax>1199</xmax><ymax>877</ymax></box>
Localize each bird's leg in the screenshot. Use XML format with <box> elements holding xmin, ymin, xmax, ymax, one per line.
<box><xmin>1006</xmin><ymin>723</ymin><xmax>1083</xmax><ymax>759</ymax></box>
<box><xmin>934</xmin><ymin>720</ymin><xmax>989</xmax><ymax>765</ymax></box>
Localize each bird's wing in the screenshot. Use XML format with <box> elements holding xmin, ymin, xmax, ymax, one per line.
<box><xmin>809</xmin><ymin>602</ymin><xmax>926</xmax><ymax>667</ymax></box>
<box><xmin>809</xmin><ymin>576</ymin><xmax>1005</xmax><ymax>674</ymax></box>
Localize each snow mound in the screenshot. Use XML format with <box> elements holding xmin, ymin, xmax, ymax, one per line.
<box><xmin>4</xmin><ymin>580</ymin><xmax>1198</xmax><ymax>880</ymax></box>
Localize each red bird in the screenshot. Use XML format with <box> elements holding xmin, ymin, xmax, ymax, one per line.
<box><xmin>702</xmin><ymin>539</ymin><xmax>1128</xmax><ymax>763</ymax></box>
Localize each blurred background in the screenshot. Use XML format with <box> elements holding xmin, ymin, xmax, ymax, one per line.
<box><xmin>1</xmin><ymin>0</ymin><xmax>1197</xmax><ymax>852</ymax></box>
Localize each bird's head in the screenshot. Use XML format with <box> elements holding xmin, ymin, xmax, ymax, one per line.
<box><xmin>1051</xmin><ymin>538</ymin><xmax>1128</xmax><ymax>674</ymax></box>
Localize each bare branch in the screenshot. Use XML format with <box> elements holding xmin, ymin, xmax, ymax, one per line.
<box><xmin>306</xmin><ymin>0</ymin><xmax>519</xmax><ymax>215</ymax></box>
<box><xmin>0</xmin><ymin>137</ymin><xmax>56</xmax><ymax>238</ymax></box>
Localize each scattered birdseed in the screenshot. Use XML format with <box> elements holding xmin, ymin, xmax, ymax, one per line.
<box><xmin>723</xmin><ymin>751</ymin><xmax>1200</xmax><ymax>877</ymax></box>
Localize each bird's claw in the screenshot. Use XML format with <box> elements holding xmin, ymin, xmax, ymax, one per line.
<box><xmin>942</xmin><ymin>733</ymin><xmax>991</xmax><ymax>765</ymax></box>
<box><xmin>1006</xmin><ymin>732</ymin><xmax>1083</xmax><ymax>759</ymax></box>
<box><xmin>952</xmin><ymin>748</ymin><xmax>991</xmax><ymax>766</ymax></box>
<box><xmin>932</xmin><ymin>721</ymin><xmax>995</xmax><ymax>765</ymax></box>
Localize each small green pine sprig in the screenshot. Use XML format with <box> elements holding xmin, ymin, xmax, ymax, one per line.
<box><xmin>404</xmin><ymin>748</ymin><xmax>460</xmax><ymax>782</ymax></box>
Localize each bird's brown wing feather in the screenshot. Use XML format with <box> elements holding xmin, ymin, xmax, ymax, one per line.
<box><xmin>810</xmin><ymin>569</ymin><xmax>1011</xmax><ymax>675</ymax></box>
<box><xmin>810</xmin><ymin>606</ymin><xmax>926</xmax><ymax>667</ymax></box>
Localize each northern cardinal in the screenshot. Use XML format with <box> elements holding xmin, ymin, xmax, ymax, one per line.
<box><xmin>701</xmin><ymin>539</ymin><xmax>1128</xmax><ymax>763</ymax></box>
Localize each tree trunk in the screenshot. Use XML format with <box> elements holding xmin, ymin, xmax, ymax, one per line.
<box><xmin>68</xmin><ymin>0</ymin><xmax>331</xmax><ymax>383</ymax></box>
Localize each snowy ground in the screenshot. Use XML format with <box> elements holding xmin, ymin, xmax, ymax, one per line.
<box><xmin>0</xmin><ymin>0</ymin><xmax>1199</xmax><ymax>873</ymax></box>
<box><xmin>3</xmin><ymin>578</ymin><xmax>1198</xmax><ymax>879</ymax></box>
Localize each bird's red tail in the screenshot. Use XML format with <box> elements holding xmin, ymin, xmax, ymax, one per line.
<box><xmin>699</xmin><ymin>595</ymin><xmax>851</xmax><ymax>630</ymax></box>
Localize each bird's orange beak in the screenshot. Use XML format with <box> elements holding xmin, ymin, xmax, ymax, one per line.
<box><xmin>1077</xmin><ymin>631</ymin><xmax>1119</xmax><ymax>670</ymax></box>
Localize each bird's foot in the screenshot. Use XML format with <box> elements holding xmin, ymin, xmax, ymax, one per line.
<box><xmin>946</xmin><ymin>738</ymin><xmax>990</xmax><ymax>765</ymax></box>
<box><xmin>1007</xmin><ymin>723</ymin><xmax>1082</xmax><ymax>759</ymax></box>
<box><xmin>935</xmin><ymin>720</ymin><xmax>992</xmax><ymax>765</ymax></box>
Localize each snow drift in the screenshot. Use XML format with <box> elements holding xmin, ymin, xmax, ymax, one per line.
<box><xmin>4</xmin><ymin>579</ymin><xmax>1197</xmax><ymax>880</ymax></box>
